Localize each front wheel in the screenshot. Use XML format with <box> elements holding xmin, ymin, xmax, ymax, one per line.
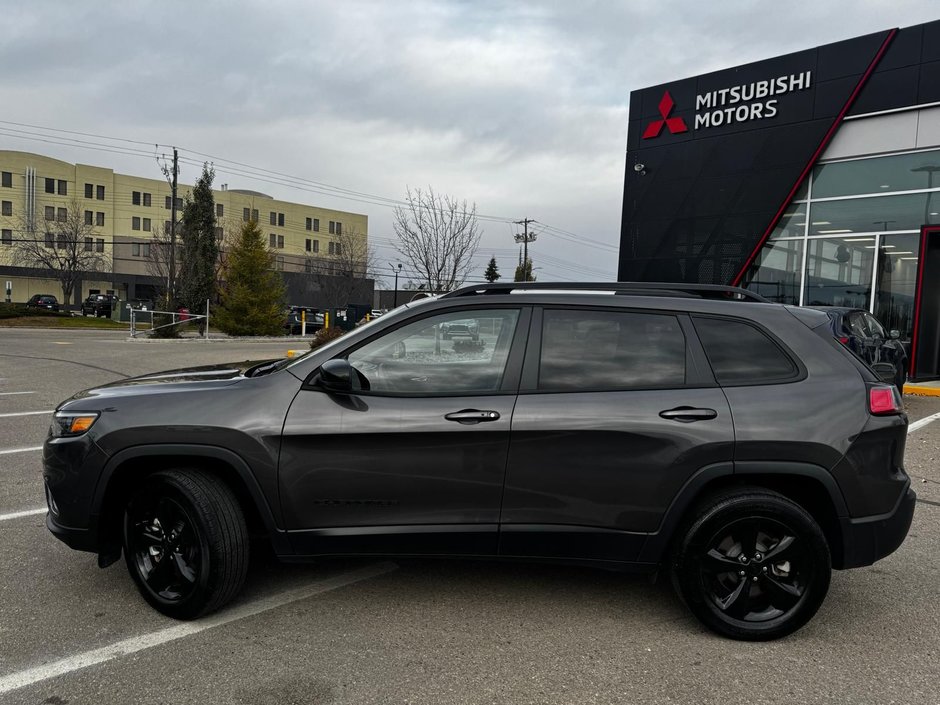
<box><xmin>671</xmin><ymin>488</ymin><xmax>831</xmax><ymax>641</ymax></box>
<box><xmin>123</xmin><ymin>469</ymin><xmax>249</xmax><ymax>619</ymax></box>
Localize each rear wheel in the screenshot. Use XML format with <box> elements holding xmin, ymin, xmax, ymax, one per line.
<box><xmin>123</xmin><ymin>469</ymin><xmax>249</xmax><ymax>619</ymax></box>
<box><xmin>671</xmin><ymin>488</ymin><xmax>831</xmax><ymax>641</ymax></box>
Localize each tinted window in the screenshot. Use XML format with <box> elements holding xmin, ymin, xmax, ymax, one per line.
<box><xmin>348</xmin><ymin>309</ymin><xmax>520</xmax><ymax>395</ymax></box>
<box><xmin>693</xmin><ymin>317</ymin><xmax>798</xmax><ymax>385</ymax></box>
<box><xmin>538</xmin><ymin>309</ymin><xmax>686</xmax><ymax>391</ymax></box>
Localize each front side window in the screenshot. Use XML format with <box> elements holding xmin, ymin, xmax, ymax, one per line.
<box><xmin>348</xmin><ymin>309</ymin><xmax>520</xmax><ymax>396</ymax></box>
<box><xmin>693</xmin><ymin>316</ymin><xmax>798</xmax><ymax>385</ymax></box>
<box><xmin>538</xmin><ymin>309</ymin><xmax>686</xmax><ymax>391</ymax></box>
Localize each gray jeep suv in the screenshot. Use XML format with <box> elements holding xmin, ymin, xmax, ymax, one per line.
<box><xmin>43</xmin><ymin>282</ymin><xmax>915</xmax><ymax>640</ymax></box>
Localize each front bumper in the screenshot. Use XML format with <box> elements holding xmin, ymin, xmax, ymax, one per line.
<box><xmin>46</xmin><ymin>511</ymin><xmax>98</xmax><ymax>553</ymax></box>
<box><xmin>838</xmin><ymin>485</ymin><xmax>916</xmax><ymax>569</ymax></box>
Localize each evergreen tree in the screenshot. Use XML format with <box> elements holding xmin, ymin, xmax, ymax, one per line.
<box><xmin>178</xmin><ymin>163</ymin><xmax>219</xmax><ymax>316</ymax></box>
<box><xmin>214</xmin><ymin>219</ymin><xmax>286</xmax><ymax>336</ymax></box>
<box><xmin>514</xmin><ymin>257</ymin><xmax>535</xmax><ymax>282</ymax></box>
<box><xmin>483</xmin><ymin>256</ymin><xmax>500</xmax><ymax>282</ymax></box>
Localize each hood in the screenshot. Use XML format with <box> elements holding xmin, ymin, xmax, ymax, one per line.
<box><xmin>61</xmin><ymin>359</ymin><xmax>279</xmax><ymax>405</ymax></box>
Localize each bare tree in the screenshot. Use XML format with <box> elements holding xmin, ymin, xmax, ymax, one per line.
<box><xmin>393</xmin><ymin>187</ymin><xmax>481</xmax><ymax>292</ymax></box>
<box><xmin>306</xmin><ymin>226</ymin><xmax>375</xmax><ymax>308</ymax></box>
<box><xmin>12</xmin><ymin>198</ymin><xmax>107</xmax><ymax>307</ymax></box>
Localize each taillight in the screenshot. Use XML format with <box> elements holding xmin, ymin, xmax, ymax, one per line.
<box><xmin>869</xmin><ymin>385</ymin><xmax>902</xmax><ymax>415</ymax></box>
<box><xmin>838</xmin><ymin>336</ymin><xmax>849</xmax><ymax>345</ymax></box>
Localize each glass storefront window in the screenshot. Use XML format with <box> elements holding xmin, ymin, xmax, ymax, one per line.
<box><xmin>768</xmin><ymin>202</ymin><xmax>807</xmax><ymax>240</ymax></box>
<box><xmin>742</xmin><ymin>239</ymin><xmax>803</xmax><ymax>304</ymax></box>
<box><xmin>803</xmin><ymin>237</ymin><xmax>874</xmax><ymax>308</ymax></box>
<box><xmin>874</xmin><ymin>233</ymin><xmax>919</xmax><ymax>341</ymax></box>
<box><xmin>813</xmin><ymin>148</ymin><xmax>940</xmax><ymax>198</ymax></box>
<box><xmin>807</xmin><ymin>193</ymin><xmax>939</xmax><ymax>236</ymax></box>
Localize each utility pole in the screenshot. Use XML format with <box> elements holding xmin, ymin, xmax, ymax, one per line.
<box><xmin>169</xmin><ymin>148</ymin><xmax>178</xmax><ymax>306</ymax></box>
<box><xmin>514</xmin><ymin>218</ymin><xmax>536</xmax><ymax>282</ymax></box>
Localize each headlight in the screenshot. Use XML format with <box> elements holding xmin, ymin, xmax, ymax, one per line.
<box><xmin>50</xmin><ymin>411</ymin><xmax>100</xmax><ymax>438</ymax></box>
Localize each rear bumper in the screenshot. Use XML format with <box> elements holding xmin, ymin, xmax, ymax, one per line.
<box><xmin>838</xmin><ymin>485</ymin><xmax>916</xmax><ymax>569</ymax></box>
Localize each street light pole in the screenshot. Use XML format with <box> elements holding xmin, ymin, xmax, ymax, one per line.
<box><xmin>391</xmin><ymin>262</ymin><xmax>402</xmax><ymax>308</ymax></box>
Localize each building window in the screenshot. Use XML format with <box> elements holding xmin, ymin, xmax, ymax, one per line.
<box><xmin>132</xmin><ymin>191</ymin><xmax>141</xmax><ymax>205</ymax></box>
<box><xmin>164</xmin><ymin>221</ymin><xmax>171</xmax><ymax>234</ymax></box>
<box><xmin>329</xmin><ymin>221</ymin><xmax>335</xmax><ymax>234</ymax></box>
<box><xmin>329</xmin><ymin>241</ymin><xmax>335</xmax><ymax>255</ymax></box>
<box><xmin>1</xmin><ymin>172</ymin><xmax>11</xmax><ymax>188</ymax></box>
<box><xmin>269</xmin><ymin>233</ymin><xmax>276</xmax><ymax>248</ymax></box>
<box><xmin>313</xmin><ymin>218</ymin><xmax>320</xmax><ymax>232</ymax></box>
<box><xmin>45</xmin><ymin>205</ymin><xmax>55</xmax><ymax>221</ymax></box>
<box><xmin>143</xmin><ymin>218</ymin><xmax>151</xmax><ymax>232</ymax></box>
<box><xmin>276</xmin><ymin>256</ymin><xmax>284</xmax><ymax>271</ymax></box>
<box><xmin>58</xmin><ymin>180</ymin><xmax>67</xmax><ymax>196</ymax></box>
<box><xmin>216</xmin><ymin>203</ymin><xmax>223</xmax><ymax>218</ymax></box>
<box><xmin>278</xmin><ymin>213</ymin><xmax>284</xmax><ymax>227</ymax></box>
<box><xmin>84</xmin><ymin>210</ymin><xmax>93</xmax><ymax>225</ymax></box>
<box><xmin>312</xmin><ymin>239</ymin><xmax>319</xmax><ymax>253</ymax></box>
<box><xmin>166</xmin><ymin>196</ymin><xmax>172</xmax><ymax>210</ymax></box>
<box><xmin>96</xmin><ymin>185</ymin><xmax>105</xmax><ymax>200</ymax></box>
<box><xmin>1</xmin><ymin>201</ymin><xmax>11</xmax><ymax>216</ymax></box>
<box><xmin>96</xmin><ymin>212</ymin><xmax>104</xmax><ymax>227</ymax></box>
<box><xmin>95</xmin><ymin>238</ymin><xmax>104</xmax><ymax>252</ymax></box>
<box><xmin>85</xmin><ymin>183</ymin><xmax>93</xmax><ymax>199</ymax></box>
<box><xmin>1</xmin><ymin>229</ymin><xmax>11</xmax><ymax>245</ymax></box>
<box><xmin>142</xmin><ymin>242</ymin><xmax>150</xmax><ymax>257</ymax></box>
<box><xmin>84</xmin><ymin>237</ymin><xmax>92</xmax><ymax>252</ymax></box>
<box><xmin>252</xmin><ymin>208</ymin><xmax>258</xmax><ymax>222</ymax></box>
<box><xmin>57</xmin><ymin>233</ymin><xmax>67</xmax><ymax>249</ymax></box>
<box><xmin>57</xmin><ymin>207</ymin><xmax>67</xmax><ymax>222</ymax></box>
<box><xmin>335</xmin><ymin>221</ymin><xmax>341</xmax><ymax>236</ymax></box>
<box><xmin>277</xmin><ymin>234</ymin><xmax>284</xmax><ymax>248</ymax></box>
<box><xmin>45</xmin><ymin>232</ymin><xmax>54</xmax><ymax>248</ymax></box>
<box><xmin>45</xmin><ymin>178</ymin><xmax>55</xmax><ymax>194</ymax></box>
<box><xmin>215</xmin><ymin>226</ymin><xmax>224</xmax><ymax>241</ymax></box>
<box><xmin>305</xmin><ymin>217</ymin><xmax>312</xmax><ymax>231</ymax></box>
<box><xmin>132</xmin><ymin>216</ymin><xmax>141</xmax><ymax>230</ymax></box>
<box><xmin>243</xmin><ymin>208</ymin><xmax>250</xmax><ymax>222</ymax></box>
<box><xmin>132</xmin><ymin>243</ymin><xmax>140</xmax><ymax>257</ymax></box>
<box><xmin>305</xmin><ymin>238</ymin><xmax>311</xmax><ymax>252</ymax></box>
<box><xmin>270</xmin><ymin>211</ymin><xmax>277</xmax><ymax>226</ymax></box>
<box><xmin>143</xmin><ymin>192</ymin><xmax>151</xmax><ymax>207</ymax></box>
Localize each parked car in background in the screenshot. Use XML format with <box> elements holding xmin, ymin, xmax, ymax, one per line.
<box><xmin>44</xmin><ymin>282</ymin><xmax>914</xmax><ymax>640</ymax></box>
<box><xmin>440</xmin><ymin>317</ymin><xmax>480</xmax><ymax>340</ymax></box>
<box><xmin>284</xmin><ymin>305</ymin><xmax>323</xmax><ymax>335</ymax></box>
<box><xmin>25</xmin><ymin>294</ymin><xmax>59</xmax><ymax>312</ymax></box>
<box><xmin>808</xmin><ymin>306</ymin><xmax>907</xmax><ymax>392</ymax></box>
<box><xmin>81</xmin><ymin>294</ymin><xmax>116</xmax><ymax>318</ymax></box>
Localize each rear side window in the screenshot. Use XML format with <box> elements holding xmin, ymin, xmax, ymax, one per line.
<box><xmin>692</xmin><ymin>317</ymin><xmax>798</xmax><ymax>385</ymax></box>
<box><xmin>538</xmin><ymin>309</ymin><xmax>686</xmax><ymax>391</ymax></box>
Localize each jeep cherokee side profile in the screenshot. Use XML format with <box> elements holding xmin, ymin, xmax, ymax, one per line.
<box><xmin>43</xmin><ymin>282</ymin><xmax>915</xmax><ymax>640</ymax></box>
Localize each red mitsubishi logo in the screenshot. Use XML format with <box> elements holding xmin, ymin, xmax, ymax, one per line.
<box><xmin>642</xmin><ymin>90</ymin><xmax>688</xmax><ymax>139</ymax></box>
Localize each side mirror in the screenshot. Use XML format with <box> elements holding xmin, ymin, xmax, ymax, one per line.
<box><xmin>318</xmin><ymin>359</ymin><xmax>354</xmax><ymax>392</ymax></box>
<box><xmin>889</xmin><ymin>329</ymin><xmax>901</xmax><ymax>340</ymax></box>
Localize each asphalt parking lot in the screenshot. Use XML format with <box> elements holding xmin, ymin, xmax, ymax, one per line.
<box><xmin>1</xmin><ymin>327</ymin><xmax>939</xmax><ymax>705</ymax></box>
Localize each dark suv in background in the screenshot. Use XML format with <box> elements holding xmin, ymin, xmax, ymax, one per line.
<box><xmin>43</xmin><ymin>282</ymin><xmax>914</xmax><ymax>640</ymax></box>
<box><xmin>81</xmin><ymin>293</ymin><xmax>116</xmax><ymax>317</ymax></box>
<box><xmin>25</xmin><ymin>294</ymin><xmax>60</xmax><ymax>312</ymax></box>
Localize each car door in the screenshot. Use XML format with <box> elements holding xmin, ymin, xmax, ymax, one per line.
<box><xmin>279</xmin><ymin>306</ymin><xmax>529</xmax><ymax>556</ymax></box>
<box><xmin>500</xmin><ymin>306</ymin><xmax>733</xmax><ymax>563</ymax></box>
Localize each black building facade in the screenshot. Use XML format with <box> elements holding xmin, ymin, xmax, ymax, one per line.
<box><xmin>620</xmin><ymin>20</ymin><xmax>940</xmax><ymax>380</ymax></box>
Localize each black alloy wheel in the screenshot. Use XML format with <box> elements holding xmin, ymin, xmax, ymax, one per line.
<box><xmin>672</xmin><ymin>489</ymin><xmax>831</xmax><ymax>641</ymax></box>
<box><xmin>123</xmin><ymin>469</ymin><xmax>249</xmax><ymax>619</ymax></box>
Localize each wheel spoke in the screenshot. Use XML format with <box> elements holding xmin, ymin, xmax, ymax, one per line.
<box><xmin>703</xmin><ymin>548</ymin><xmax>740</xmax><ymax>574</ymax></box>
<box><xmin>762</xmin><ymin>534</ymin><xmax>796</xmax><ymax>563</ymax></box>
<box><xmin>715</xmin><ymin>579</ymin><xmax>749</xmax><ymax>615</ymax></box>
<box><xmin>761</xmin><ymin>574</ymin><xmax>803</xmax><ymax>609</ymax></box>
<box><xmin>144</xmin><ymin>553</ymin><xmax>174</xmax><ymax>592</ymax></box>
<box><xmin>738</xmin><ymin>519</ymin><xmax>759</xmax><ymax>557</ymax></box>
<box><xmin>172</xmin><ymin>551</ymin><xmax>197</xmax><ymax>584</ymax></box>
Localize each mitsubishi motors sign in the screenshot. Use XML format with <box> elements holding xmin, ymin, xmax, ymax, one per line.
<box><xmin>642</xmin><ymin>70</ymin><xmax>813</xmax><ymax>138</ymax></box>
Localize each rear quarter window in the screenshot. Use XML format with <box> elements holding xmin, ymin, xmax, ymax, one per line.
<box><xmin>692</xmin><ymin>316</ymin><xmax>799</xmax><ymax>385</ymax></box>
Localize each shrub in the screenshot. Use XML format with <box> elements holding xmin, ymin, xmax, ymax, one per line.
<box><xmin>309</xmin><ymin>326</ymin><xmax>346</xmax><ymax>350</ymax></box>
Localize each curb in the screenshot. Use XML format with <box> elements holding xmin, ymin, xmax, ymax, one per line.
<box><xmin>286</xmin><ymin>349</ymin><xmax>309</xmax><ymax>358</ymax></box>
<box><xmin>903</xmin><ymin>383</ymin><xmax>940</xmax><ymax>397</ymax></box>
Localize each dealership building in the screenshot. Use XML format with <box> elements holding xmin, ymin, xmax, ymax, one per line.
<box><xmin>620</xmin><ymin>20</ymin><xmax>940</xmax><ymax>380</ymax></box>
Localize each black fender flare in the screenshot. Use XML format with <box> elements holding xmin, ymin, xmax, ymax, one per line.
<box><xmin>93</xmin><ymin>444</ymin><xmax>292</xmax><ymax>555</ymax></box>
<box><xmin>638</xmin><ymin>461</ymin><xmax>849</xmax><ymax>564</ymax></box>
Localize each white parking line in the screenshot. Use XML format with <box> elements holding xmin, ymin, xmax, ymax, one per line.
<box><xmin>0</xmin><ymin>410</ymin><xmax>52</xmax><ymax>418</ymax></box>
<box><xmin>0</xmin><ymin>507</ymin><xmax>46</xmax><ymax>521</ymax></box>
<box><xmin>0</xmin><ymin>446</ymin><xmax>43</xmax><ymax>455</ymax></box>
<box><xmin>0</xmin><ymin>391</ymin><xmax>35</xmax><ymax>396</ymax></box>
<box><xmin>908</xmin><ymin>411</ymin><xmax>940</xmax><ymax>434</ymax></box>
<box><xmin>0</xmin><ymin>562</ymin><xmax>397</xmax><ymax>695</ymax></box>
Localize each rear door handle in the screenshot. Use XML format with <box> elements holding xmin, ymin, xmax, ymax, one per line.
<box><xmin>659</xmin><ymin>407</ymin><xmax>718</xmax><ymax>422</ymax></box>
<box><xmin>444</xmin><ymin>409</ymin><xmax>501</xmax><ymax>424</ymax></box>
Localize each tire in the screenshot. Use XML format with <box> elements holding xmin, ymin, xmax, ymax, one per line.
<box><xmin>895</xmin><ymin>363</ymin><xmax>907</xmax><ymax>395</ymax></box>
<box><xmin>123</xmin><ymin>469</ymin><xmax>249</xmax><ymax>619</ymax></box>
<box><xmin>670</xmin><ymin>488</ymin><xmax>831</xmax><ymax>641</ymax></box>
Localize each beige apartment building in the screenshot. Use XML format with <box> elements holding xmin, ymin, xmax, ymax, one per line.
<box><xmin>0</xmin><ymin>150</ymin><xmax>368</xmax><ymax>306</ymax></box>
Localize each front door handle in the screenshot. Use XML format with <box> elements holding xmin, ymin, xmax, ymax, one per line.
<box><xmin>444</xmin><ymin>409</ymin><xmax>501</xmax><ymax>424</ymax></box>
<box><xmin>659</xmin><ymin>407</ymin><xmax>718</xmax><ymax>422</ymax></box>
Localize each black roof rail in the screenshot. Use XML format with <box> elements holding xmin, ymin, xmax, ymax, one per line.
<box><xmin>441</xmin><ymin>281</ymin><xmax>770</xmax><ymax>303</ymax></box>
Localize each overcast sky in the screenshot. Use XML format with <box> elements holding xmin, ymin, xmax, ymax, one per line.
<box><xmin>2</xmin><ymin>0</ymin><xmax>938</xmax><ymax>285</ymax></box>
